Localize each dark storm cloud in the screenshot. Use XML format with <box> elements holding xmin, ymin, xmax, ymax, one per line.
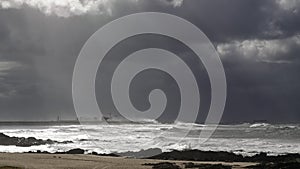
<box><xmin>0</xmin><ymin>0</ymin><xmax>299</xmax><ymax>122</ymax></box>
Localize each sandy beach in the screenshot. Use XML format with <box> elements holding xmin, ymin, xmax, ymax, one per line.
<box><xmin>0</xmin><ymin>153</ymin><xmax>257</xmax><ymax>169</ymax></box>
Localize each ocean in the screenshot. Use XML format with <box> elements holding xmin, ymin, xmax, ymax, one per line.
<box><xmin>0</xmin><ymin>122</ymin><xmax>299</xmax><ymax>156</ymax></box>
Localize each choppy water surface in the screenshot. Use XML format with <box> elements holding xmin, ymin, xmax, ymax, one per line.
<box><xmin>0</xmin><ymin>122</ymin><xmax>299</xmax><ymax>156</ymax></box>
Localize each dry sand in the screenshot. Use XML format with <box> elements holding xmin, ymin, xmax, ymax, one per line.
<box><xmin>0</xmin><ymin>153</ymin><xmax>257</xmax><ymax>169</ymax></box>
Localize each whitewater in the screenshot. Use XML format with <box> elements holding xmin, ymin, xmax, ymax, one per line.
<box><xmin>0</xmin><ymin>122</ymin><xmax>299</xmax><ymax>156</ymax></box>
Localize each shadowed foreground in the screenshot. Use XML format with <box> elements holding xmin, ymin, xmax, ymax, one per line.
<box><xmin>0</xmin><ymin>153</ymin><xmax>256</xmax><ymax>169</ymax></box>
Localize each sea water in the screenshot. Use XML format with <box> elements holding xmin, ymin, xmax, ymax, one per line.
<box><xmin>0</xmin><ymin>122</ymin><xmax>299</xmax><ymax>156</ymax></box>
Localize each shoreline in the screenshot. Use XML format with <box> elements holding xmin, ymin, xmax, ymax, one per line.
<box><xmin>1</xmin><ymin>132</ymin><xmax>298</xmax><ymax>157</ymax></box>
<box><xmin>0</xmin><ymin>153</ymin><xmax>257</xmax><ymax>169</ymax></box>
<box><xmin>0</xmin><ymin>121</ymin><xmax>299</xmax><ymax>126</ymax></box>
<box><xmin>0</xmin><ymin>149</ymin><xmax>299</xmax><ymax>169</ymax></box>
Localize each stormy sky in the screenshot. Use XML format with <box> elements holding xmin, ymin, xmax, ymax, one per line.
<box><xmin>0</xmin><ymin>0</ymin><xmax>299</xmax><ymax>123</ymax></box>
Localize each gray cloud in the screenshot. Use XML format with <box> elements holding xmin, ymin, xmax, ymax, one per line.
<box><xmin>0</xmin><ymin>0</ymin><xmax>299</xmax><ymax>123</ymax></box>
<box><xmin>0</xmin><ymin>0</ymin><xmax>125</xmax><ymax>17</ymax></box>
<box><xmin>0</xmin><ymin>0</ymin><xmax>183</xmax><ymax>17</ymax></box>
<box><xmin>217</xmin><ymin>35</ymin><xmax>300</xmax><ymax>64</ymax></box>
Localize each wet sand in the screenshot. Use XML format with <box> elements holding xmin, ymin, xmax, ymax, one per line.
<box><xmin>0</xmin><ymin>153</ymin><xmax>256</xmax><ymax>169</ymax></box>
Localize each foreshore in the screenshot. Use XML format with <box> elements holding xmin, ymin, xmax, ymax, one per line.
<box><xmin>1</xmin><ymin>132</ymin><xmax>300</xmax><ymax>168</ymax></box>
<box><xmin>0</xmin><ymin>149</ymin><xmax>299</xmax><ymax>169</ymax></box>
<box><xmin>0</xmin><ymin>153</ymin><xmax>256</xmax><ymax>169</ymax></box>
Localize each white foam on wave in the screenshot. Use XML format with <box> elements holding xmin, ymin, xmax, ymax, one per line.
<box><xmin>0</xmin><ymin>123</ymin><xmax>299</xmax><ymax>155</ymax></box>
<box><xmin>250</xmin><ymin>123</ymin><xmax>270</xmax><ymax>128</ymax></box>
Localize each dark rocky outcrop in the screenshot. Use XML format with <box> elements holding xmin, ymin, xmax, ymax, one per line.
<box><xmin>244</xmin><ymin>152</ymin><xmax>300</xmax><ymax>163</ymax></box>
<box><xmin>143</xmin><ymin>162</ymin><xmax>232</xmax><ymax>169</ymax></box>
<box><xmin>149</xmin><ymin>150</ymin><xmax>300</xmax><ymax>163</ymax></box>
<box><xmin>184</xmin><ymin>162</ymin><xmax>232</xmax><ymax>169</ymax></box>
<box><xmin>0</xmin><ymin>133</ymin><xmax>72</xmax><ymax>147</ymax></box>
<box><xmin>28</xmin><ymin>149</ymin><xmax>119</xmax><ymax>157</ymax></box>
<box><xmin>149</xmin><ymin>150</ymin><xmax>244</xmax><ymax>162</ymax></box>
<box><xmin>117</xmin><ymin>148</ymin><xmax>162</xmax><ymax>158</ymax></box>
<box><xmin>149</xmin><ymin>150</ymin><xmax>300</xmax><ymax>168</ymax></box>
<box><xmin>91</xmin><ymin>151</ymin><xmax>119</xmax><ymax>157</ymax></box>
<box><xmin>65</xmin><ymin>148</ymin><xmax>85</xmax><ymax>154</ymax></box>
<box><xmin>247</xmin><ymin>161</ymin><xmax>300</xmax><ymax>169</ymax></box>
<box><xmin>143</xmin><ymin>162</ymin><xmax>181</xmax><ymax>169</ymax></box>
